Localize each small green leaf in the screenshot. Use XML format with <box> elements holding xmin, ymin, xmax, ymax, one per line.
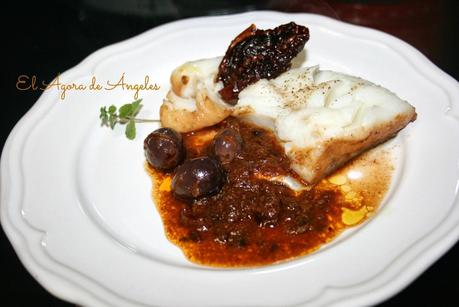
<box><xmin>109</xmin><ymin>114</ymin><xmax>117</xmax><ymax>129</ymax></box>
<box><xmin>99</xmin><ymin>107</ymin><xmax>108</xmax><ymax>125</ymax></box>
<box><xmin>118</xmin><ymin>103</ymin><xmax>133</xmax><ymax>119</ymax></box>
<box><xmin>125</xmin><ymin>120</ymin><xmax>136</xmax><ymax>140</ymax></box>
<box><xmin>130</xmin><ymin>99</ymin><xmax>143</xmax><ymax>115</ymax></box>
<box><xmin>108</xmin><ymin>105</ymin><xmax>117</xmax><ymax>114</ymax></box>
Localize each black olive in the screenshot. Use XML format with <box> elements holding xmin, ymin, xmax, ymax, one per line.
<box><xmin>212</xmin><ymin>128</ymin><xmax>242</xmax><ymax>164</ymax></box>
<box><xmin>172</xmin><ymin>157</ymin><xmax>225</xmax><ymax>200</ymax></box>
<box><xmin>144</xmin><ymin>128</ymin><xmax>185</xmax><ymax>170</ymax></box>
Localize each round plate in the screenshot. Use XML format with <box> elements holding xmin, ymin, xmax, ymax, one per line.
<box><xmin>1</xmin><ymin>11</ymin><xmax>459</xmax><ymax>307</ymax></box>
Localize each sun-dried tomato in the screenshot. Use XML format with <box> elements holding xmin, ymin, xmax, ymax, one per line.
<box><xmin>217</xmin><ymin>22</ymin><xmax>310</xmax><ymax>104</ymax></box>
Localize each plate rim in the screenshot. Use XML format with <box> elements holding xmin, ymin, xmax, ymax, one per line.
<box><xmin>2</xmin><ymin>10</ymin><xmax>459</xmax><ymax>307</ymax></box>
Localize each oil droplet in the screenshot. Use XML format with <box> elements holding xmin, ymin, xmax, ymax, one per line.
<box><xmin>342</xmin><ymin>206</ymin><xmax>368</xmax><ymax>226</ymax></box>
<box><xmin>345</xmin><ymin>191</ymin><xmax>358</xmax><ymax>201</ymax></box>
<box><xmin>328</xmin><ymin>174</ymin><xmax>347</xmax><ymax>185</ymax></box>
<box><xmin>159</xmin><ymin>176</ymin><xmax>172</xmax><ymax>192</ymax></box>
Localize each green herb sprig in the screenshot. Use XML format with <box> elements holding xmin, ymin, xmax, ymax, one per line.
<box><xmin>99</xmin><ymin>99</ymin><xmax>159</xmax><ymax>140</ymax></box>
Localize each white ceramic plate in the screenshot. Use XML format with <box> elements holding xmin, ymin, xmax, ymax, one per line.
<box><xmin>2</xmin><ymin>11</ymin><xmax>459</xmax><ymax>307</ymax></box>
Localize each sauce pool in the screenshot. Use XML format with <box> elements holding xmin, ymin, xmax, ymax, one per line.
<box><xmin>146</xmin><ymin>118</ymin><xmax>393</xmax><ymax>267</ymax></box>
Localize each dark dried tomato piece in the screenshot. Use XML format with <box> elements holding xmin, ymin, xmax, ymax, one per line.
<box><xmin>217</xmin><ymin>22</ymin><xmax>309</xmax><ymax>104</ymax></box>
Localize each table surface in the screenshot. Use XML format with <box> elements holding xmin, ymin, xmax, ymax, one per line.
<box><xmin>2</xmin><ymin>0</ymin><xmax>458</xmax><ymax>306</ymax></box>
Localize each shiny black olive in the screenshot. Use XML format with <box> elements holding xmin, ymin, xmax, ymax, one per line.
<box><xmin>212</xmin><ymin>128</ymin><xmax>242</xmax><ymax>164</ymax></box>
<box><xmin>144</xmin><ymin>128</ymin><xmax>185</xmax><ymax>170</ymax></box>
<box><xmin>172</xmin><ymin>157</ymin><xmax>225</xmax><ymax>200</ymax></box>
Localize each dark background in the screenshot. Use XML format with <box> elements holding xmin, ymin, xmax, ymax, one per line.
<box><xmin>2</xmin><ymin>0</ymin><xmax>458</xmax><ymax>306</ymax></box>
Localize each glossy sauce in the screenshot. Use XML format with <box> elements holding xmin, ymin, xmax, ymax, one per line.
<box><xmin>146</xmin><ymin>118</ymin><xmax>393</xmax><ymax>267</ymax></box>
